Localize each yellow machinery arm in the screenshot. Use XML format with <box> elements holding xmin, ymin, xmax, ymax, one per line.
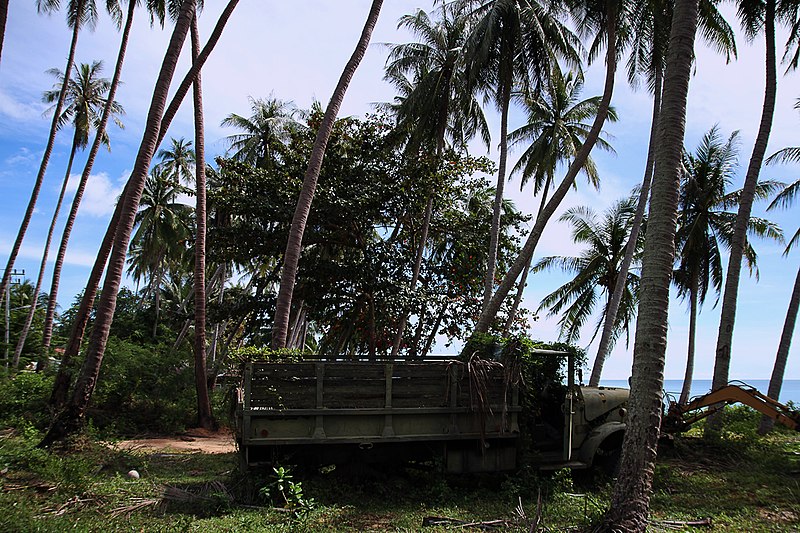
<box><xmin>663</xmin><ymin>384</ymin><xmax>800</xmax><ymax>433</ymax></box>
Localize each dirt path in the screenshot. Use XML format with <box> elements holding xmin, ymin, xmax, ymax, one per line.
<box><xmin>114</xmin><ymin>428</ymin><xmax>236</xmax><ymax>454</ymax></box>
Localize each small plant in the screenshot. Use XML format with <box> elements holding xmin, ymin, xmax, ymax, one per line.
<box><xmin>259</xmin><ymin>465</ymin><xmax>316</xmax><ymax>517</ymax></box>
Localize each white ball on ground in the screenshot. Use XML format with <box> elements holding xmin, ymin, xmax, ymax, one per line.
<box><xmin>127</xmin><ymin>469</ymin><xmax>140</xmax><ymax>479</ymax></box>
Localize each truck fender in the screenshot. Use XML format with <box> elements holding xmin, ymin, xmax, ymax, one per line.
<box><xmin>577</xmin><ymin>421</ymin><xmax>625</xmax><ymax>467</ymax></box>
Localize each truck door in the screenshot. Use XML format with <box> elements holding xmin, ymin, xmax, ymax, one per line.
<box><xmin>562</xmin><ymin>352</ymin><xmax>575</xmax><ymax>461</ymax></box>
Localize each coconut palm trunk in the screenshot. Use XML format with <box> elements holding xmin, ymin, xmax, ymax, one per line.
<box><xmin>0</xmin><ymin>0</ymin><xmax>9</xmax><ymax>67</ymax></box>
<box><xmin>503</xmin><ymin>176</ymin><xmax>553</xmax><ymax>335</ymax></box>
<box><xmin>39</xmin><ymin>0</ymin><xmax>196</xmax><ymax>446</ymax></box>
<box><xmin>155</xmin><ymin>0</ymin><xmax>240</xmax><ymax>149</ymax></box>
<box><xmin>590</xmin><ymin>66</ymin><xmax>662</xmax><ymax>386</ymax></box>
<box><xmin>272</xmin><ymin>0</ymin><xmax>384</xmax><ymax>349</ymax></box>
<box><xmin>474</xmin><ymin>10</ymin><xmax>618</xmax><ymax>334</ymax></box>
<box><xmin>483</xmin><ymin>73</ymin><xmax>512</xmax><ymax>311</ymax></box>
<box><xmin>48</xmin><ymin>179</ymin><xmax>129</xmax><ymax>407</ymax></box>
<box><xmin>209</xmin><ymin>263</ymin><xmax>226</xmax><ymax>363</ymax></box>
<box><xmin>47</xmin><ymin>0</ymin><xmax>239</xmax><ymax>409</ymax></box>
<box><xmin>41</xmin><ymin>0</ymin><xmax>136</xmax><ymax>358</ymax></box>
<box><xmin>759</xmin><ymin>263</ymin><xmax>800</xmax><ymax>434</ymax></box>
<box><xmin>600</xmin><ymin>0</ymin><xmax>699</xmax><ymax>529</ymax></box>
<box><xmin>190</xmin><ymin>12</ymin><xmax>213</xmax><ymax>429</ymax></box>
<box><xmin>0</xmin><ymin>0</ymin><xmax>85</xmax><ymax>302</ymax></box>
<box><xmin>712</xmin><ymin>0</ymin><xmax>776</xmax><ymax>401</ymax></box>
<box><xmin>679</xmin><ymin>273</ymin><xmax>700</xmax><ymax>404</ymax></box>
<box><xmin>13</xmin><ymin>131</ymin><xmax>80</xmax><ymax>369</ymax></box>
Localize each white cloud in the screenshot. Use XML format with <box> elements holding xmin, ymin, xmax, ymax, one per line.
<box><xmin>65</xmin><ymin>171</ymin><xmax>125</xmax><ymax>218</ymax></box>
<box><xmin>0</xmin><ymin>89</ymin><xmax>46</xmax><ymax>122</ymax></box>
<box><xmin>4</xmin><ymin>147</ymin><xmax>38</xmax><ymax>166</ymax></box>
<box><xmin>0</xmin><ymin>238</ymin><xmax>95</xmax><ymax>268</ymax></box>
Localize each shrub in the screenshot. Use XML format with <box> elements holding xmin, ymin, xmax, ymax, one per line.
<box><xmin>0</xmin><ymin>371</ymin><xmax>54</xmax><ymax>429</ymax></box>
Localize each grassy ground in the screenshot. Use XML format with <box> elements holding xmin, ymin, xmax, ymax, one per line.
<box><xmin>0</xmin><ymin>420</ymin><xmax>798</xmax><ymax>532</ymax></box>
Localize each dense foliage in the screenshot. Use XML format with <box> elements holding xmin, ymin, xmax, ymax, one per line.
<box><xmin>209</xmin><ymin>110</ymin><xmax>533</xmax><ymax>357</ymax></box>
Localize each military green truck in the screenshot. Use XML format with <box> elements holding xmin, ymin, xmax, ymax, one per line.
<box><xmin>235</xmin><ymin>350</ymin><xmax>628</xmax><ymax>473</ymax></box>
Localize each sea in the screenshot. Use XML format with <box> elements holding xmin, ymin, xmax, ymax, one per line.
<box><xmin>598</xmin><ymin>379</ymin><xmax>800</xmax><ymax>406</ymax></box>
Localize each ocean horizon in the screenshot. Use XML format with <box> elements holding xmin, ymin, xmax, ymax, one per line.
<box><xmin>599</xmin><ymin>379</ymin><xmax>800</xmax><ymax>405</ymax></box>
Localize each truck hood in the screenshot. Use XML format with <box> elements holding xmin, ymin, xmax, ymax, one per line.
<box><xmin>580</xmin><ymin>387</ymin><xmax>629</xmax><ymax>422</ymax></box>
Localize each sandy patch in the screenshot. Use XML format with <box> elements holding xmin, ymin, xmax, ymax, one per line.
<box><xmin>114</xmin><ymin>428</ymin><xmax>237</xmax><ymax>454</ymax></box>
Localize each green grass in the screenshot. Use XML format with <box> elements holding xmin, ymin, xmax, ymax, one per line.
<box><xmin>0</xmin><ymin>421</ymin><xmax>798</xmax><ymax>532</ymax></box>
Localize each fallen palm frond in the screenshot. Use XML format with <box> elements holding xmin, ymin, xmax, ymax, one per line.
<box><xmin>422</xmin><ymin>515</ymin><xmax>510</xmax><ymax>529</ymax></box>
<box><xmin>108</xmin><ymin>481</ymin><xmax>233</xmax><ymax>518</ymax></box>
<box><xmin>648</xmin><ymin>517</ymin><xmax>713</xmax><ymax>530</ymax></box>
<box><xmin>41</xmin><ymin>494</ymin><xmax>104</xmax><ymax>517</ymax></box>
<box><xmin>513</xmin><ymin>492</ymin><xmax>543</xmax><ymax>533</ymax></box>
<box><xmin>108</xmin><ymin>497</ymin><xmax>162</xmax><ymax>518</ymax></box>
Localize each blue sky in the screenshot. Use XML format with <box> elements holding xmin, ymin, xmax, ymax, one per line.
<box><xmin>1</xmin><ymin>1</ymin><xmax>799</xmax><ymax>381</ymax></box>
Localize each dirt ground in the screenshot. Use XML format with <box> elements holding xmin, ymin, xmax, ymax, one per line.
<box><xmin>114</xmin><ymin>428</ymin><xmax>237</xmax><ymax>454</ymax></box>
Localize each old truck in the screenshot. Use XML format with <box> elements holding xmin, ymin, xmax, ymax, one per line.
<box><xmin>235</xmin><ymin>349</ymin><xmax>629</xmax><ymax>473</ymax></box>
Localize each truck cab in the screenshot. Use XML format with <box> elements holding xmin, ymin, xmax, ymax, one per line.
<box><xmin>521</xmin><ymin>350</ymin><xmax>628</xmax><ymax>471</ymax></box>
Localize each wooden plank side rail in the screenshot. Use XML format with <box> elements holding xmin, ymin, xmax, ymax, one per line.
<box><xmin>240</xmin><ymin>359</ymin><xmax>519</xmax><ymax>446</ymax></box>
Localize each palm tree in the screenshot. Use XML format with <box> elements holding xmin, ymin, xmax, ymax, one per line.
<box><xmin>534</xmin><ymin>199</ymin><xmax>642</xmax><ymax>350</ymax></box>
<box><xmin>39</xmin><ymin>0</ymin><xmax>198</xmax><ymax>446</ymax></box>
<box><xmin>383</xmin><ymin>7</ymin><xmax>491</xmax><ymax>154</ymax></box>
<box><xmin>272</xmin><ymin>0</ymin><xmax>384</xmax><ymax>349</ymax></box>
<box><xmin>190</xmin><ymin>10</ymin><xmax>213</xmax><ymax>429</ymax></box>
<box><xmin>712</xmin><ymin>0</ymin><xmax>788</xmax><ymax>400</ymax></box>
<box><xmin>13</xmin><ymin>61</ymin><xmax>123</xmax><ymax>368</ymax></box>
<box><xmin>503</xmin><ymin>65</ymin><xmax>617</xmax><ymax>332</ymax></box>
<box><xmin>157</xmin><ymin>137</ymin><xmax>196</xmax><ymax>185</ymax></box>
<box><xmin>473</xmin><ymin>0</ymin><xmax>624</xmax><ymax>334</ymax></box>
<box><xmin>674</xmin><ymin>127</ymin><xmax>782</xmax><ymax>404</ymax></box>
<box><xmin>220</xmin><ymin>96</ymin><xmax>300</xmax><ymax>167</ymax></box>
<box><xmin>759</xmin><ymin>103</ymin><xmax>800</xmax><ymax>433</ymax></box>
<box><xmin>452</xmin><ymin>0</ymin><xmax>579</xmax><ymax>312</ymax></box>
<box><xmin>600</xmin><ymin>0</ymin><xmax>699</xmax><ymax>528</ymax></box>
<box><xmin>383</xmin><ymin>6</ymin><xmax>490</xmax><ymax>356</ymax></box>
<box><xmin>0</xmin><ymin>0</ymin><xmax>119</xmax><ymax>303</ymax></box>
<box><xmin>127</xmin><ymin>167</ymin><xmax>193</xmax><ymax>337</ymax></box>
<box><xmin>46</xmin><ymin>0</ymin><xmax>241</xmax><ymax>413</ymax></box>
<box><xmin>591</xmin><ymin>0</ymin><xmax>738</xmax><ymax>386</ymax></box>
<box><xmin>509</xmin><ymin>68</ymin><xmax>616</xmax><ymax>200</ymax></box>
<box><xmin>41</xmin><ymin>0</ymin><xmax>138</xmax><ymax>362</ymax></box>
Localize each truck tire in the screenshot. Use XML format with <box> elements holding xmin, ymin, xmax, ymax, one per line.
<box><xmin>599</xmin><ymin>445</ymin><xmax>621</xmax><ymax>478</ymax></box>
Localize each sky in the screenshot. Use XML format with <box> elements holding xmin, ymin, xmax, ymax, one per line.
<box><xmin>0</xmin><ymin>1</ymin><xmax>799</xmax><ymax>383</ymax></box>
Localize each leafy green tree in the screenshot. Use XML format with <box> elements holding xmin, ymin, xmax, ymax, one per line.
<box><xmin>14</xmin><ymin>60</ymin><xmax>123</xmax><ymax>368</ymax></box>
<box><xmin>674</xmin><ymin>126</ymin><xmax>782</xmax><ymax>404</ymax></box>
<box><xmin>534</xmin><ymin>198</ymin><xmax>642</xmax><ymax>350</ymax></box>
<box><xmin>504</xmin><ymin>64</ymin><xmax>617</xmax><ymax>333</ymax></box>
<box><xmin>4</xmin><ymin>281</ymin><xmax>48</xmax><ymax>370</ymax></box>
<box><xmin>41</xmin><ymin>0</ymin><xmax>138</xmax><ymax>360</ymax></box>
<box><xmin>509</xmin><ymin>68</ymin><xmax>616</xmax><ymax>200</ymax></box>
<box><xmin>474</xmin><ymin>0</ymin><xmax>625</xmax><ymax>334</ymax></box>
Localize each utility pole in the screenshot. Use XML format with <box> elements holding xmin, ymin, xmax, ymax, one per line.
<box><xmin>3</xmin><ymin>269</ymin><xmax>24</xmax><ymax>369</ymax></box>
